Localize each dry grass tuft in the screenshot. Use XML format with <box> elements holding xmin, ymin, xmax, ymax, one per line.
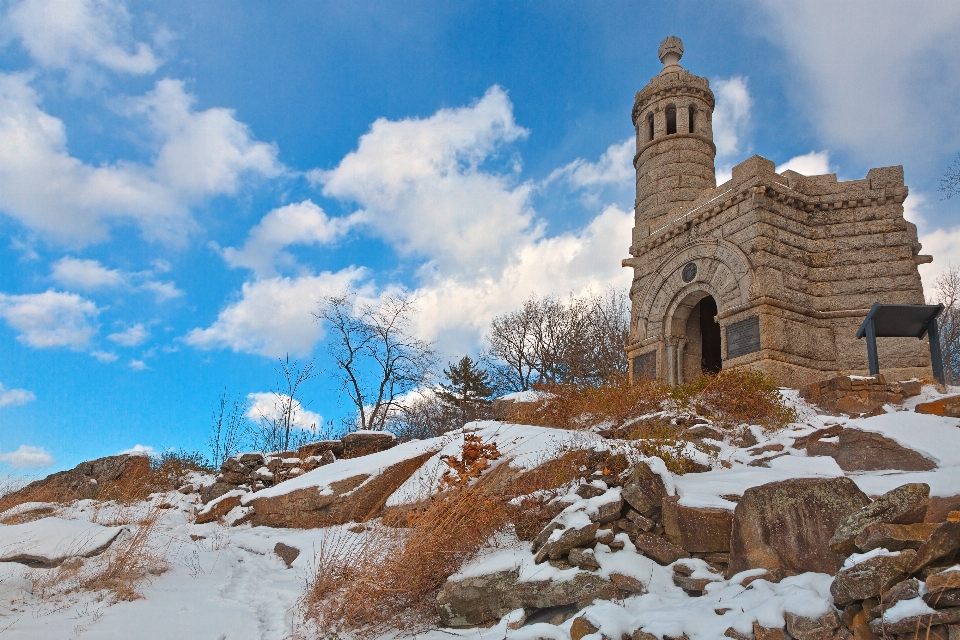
<box><xmin>670</xmin><ymin>368</ymin><xmax>796</xmax><ymax>430</ymax></box>
<box><xmin>298</xmin><ymin>441</ymin><xmax>621</xmax><ymax>637</ymax></box>
<box><xmin>29</xmin><ymin>506</ymin><xmax>170</xmax><ymax>603</ymax></box>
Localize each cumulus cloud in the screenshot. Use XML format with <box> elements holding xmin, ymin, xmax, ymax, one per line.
<box><xmin>0</xmin><ymin>289</ymin><xmax>99</xmax><ymax>348</ymax></box>
<box><xmin>902</xmin><ymin>193</ymin><xmax>960</xmax><ymax>294</ymax></box>
<box><xmin>548</xmin><ymin>138</ymin><xmax>634</xmax><ymax>189</ymax></box>
<box><xmin>246</xmin><ymin>392</ymin><xmax>322</xmax><ymax>430</ymax></box>
<box><xmin>713</xmin><ymin>77</ymin><xmax>752</xmax><ymax>160</ymax></box>
<box><xmin>51</xmin><ymin>257</ymin><xmax>183</xmax><ymax>300</ymax></box>
<box><xmin>90</xmin><ymin>349</ymin><xmax>118</xmax><ymax>362</ymax></box>
<box><xmin>128</xmin><ymin>359</ymin><xmax>147</xmax><ymax>370</ymax></box>
<box><xmin>4</xmin><ymin>0</ymin><xmax>161</xmax><ymax>75</ymax></box>
<box><xmin>108</xmin><ymin>323</ymin><xmax>148</xmax><ymax>346</ymax></box>
<box><xmin>184</xmin><ymin>268</ymin><xmax>367</xmax><ymax>357</ymax></box>
<box><xmin>0</xmin><ymin>74</ymin><xmax>281</xmax><ymax>245</ymax></box>
<box><xmin>0</xmin><ymin>383</ymin><xmax>36</xmax><ymax>408</ymax></box>
<box><xmin>756</xmin><ymin>2</ymin><xmax>960</xmax><ymax>164</ymax></box>
<box><xmin>0</xmin><ymin>444</ymin><xmax>53</xmax><ymax>468</ymax></box>
<box><xmin>315</xmin><ymin>85</ymin><xmax>536</xmax><ymax>274</ymax></box>
<box><xmin>776</xmin><ymin>151</ymin><xmax>832</xmax><ymax>177</ymax></box>
<box><xmin>220</xmin><ymin>200</ymin><xmax>360</xmax><ymax>277</ymax></box>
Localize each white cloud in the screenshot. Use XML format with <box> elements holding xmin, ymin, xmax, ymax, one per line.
<box><xmin>411</xmin><ymin>204</ymin><xmax>634</xmax><ymax>354</ymax></box>
<box><xmin>0</xmin><ymin>289</ymin><xmax>99</xmax><ymax>348</ymax></box>
<box><xmin>50</xmin><ymin>257</ymin><xmax>125</xmax><ymax>289</ymax></box>
<box><xmin>108</xmin><ymin>323</ymin><xmax>148</xmax><ymax>346</ymax></box>
<box><xmin>0</xmin><ymin>74</ymin><xmax>281</xmax><ymax>245</ymax></box>
<box><xmin>221</xmin><ymin>200</ymin><xmax>359</xmax><ymax>276</ymax></box>
<box><xmin>50</xmin><ymin>256</ymin><xmax>183</xmax><ymax>301</ymax></box>
<box><xmin>119</xmin><ymin>443</ymin><xmax>153</xmax><ymax>456</ymax></box>
<box><xmin>756</xmin><ymin>1</ymin><xmax>960</xmax><ymax>163</ymax></box>
<box><xmin>776</xmin><ymin>151</ymin><xmax>832</xmax><ymax>177</ymax></box>
<box><xmin>0</xmin><ymin>383</ymin><xmax>36</xmax><ymax>408</ymax></box>
<box><xmin>547</xmin><ymin>138</ymin><xmax>634</xmax><ymax>189</ymax></box>
<box><xmin>713</xmin><ymin>76</ymin><xmax>752</xmax><ymax>160</ymax></box>
<box><xmin>90</xmin><ymin>349</ymin><xmax>118</xmax><ymax>362</ymax></box>
<box><xmin>128</xmin><ymin>359</ymin><xmax>147</xmax><ymax>370</ymax></box>
<box><xmin>5</xmin><ymin>0</ymin><xmax>161</xmax><ymax>75</ymax></box>
<box><xmin>246</xmin><ymin>392</ymin><xmax>322</xmax><ymax>431</ymax></box>
<box><xmin>184</xmin><ymin>268</ymin><xmax>367</xmax><ymax>357</ymax></box>
<box><xmin>0</xmin><ymin>444</ymin><xmax>53</xmax><ymax>468</ymax></box>
<box><xmin>316</xmin><ymin>85</ymin><xmax>536</xmax><ymax>274</ymax></box>
<box><xmin>903</xmin><ymin>193</ymin><xmax>960</xmax><ymax>295</ymax></box>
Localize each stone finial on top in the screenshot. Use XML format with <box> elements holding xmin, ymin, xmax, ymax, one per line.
<box><xmin>658</xmin><ymin>36</ymin><xmax>684</xmax><ymax>74</ymax></box>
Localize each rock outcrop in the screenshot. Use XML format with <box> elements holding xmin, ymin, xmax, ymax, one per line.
<box><xmin>728</xmin><ymin>477</ymin><xmax>870</xmax><ymax>578</ymax></box>
<box><xmin>830</xmin><ymin>483</ymin><xmax>930</xmax><ymax>555</ymax></box>
<box><xmin>0</xmin><ymin>454</ymin><xmax>150</xmax><ymax>511</ymax></box>
<box><xmin>835</xmin><ymin>429</ymin><xmax>936</xmax><ymax>472</ymax></box>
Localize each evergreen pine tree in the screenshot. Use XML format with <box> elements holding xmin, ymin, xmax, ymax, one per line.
<box><xmin>436</xmin><ymin>356</ymin><xmax>493</xmax><ymax>425</ymax></box>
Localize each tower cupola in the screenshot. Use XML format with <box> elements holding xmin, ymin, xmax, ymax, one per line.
<box><xmin>631</xmin><ymin>37</ymin><xmax>717</xmax><ymax>245</ymax></box>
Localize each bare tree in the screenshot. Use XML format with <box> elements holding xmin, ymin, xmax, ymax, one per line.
<box><xmin>315</xmin><ymin>292</ymin><xmax>437</xmax><ymax>431</ymax></box>
<box><xmin>247</xmin><ymin>355</ymin><xmax>319</xmax><ymax>453</ymax></box>
<box><xmin>208</xmin><ymin>391</ymin><xmax>245</xmax><ymax>468</ymax></box>
<box><xmin>483</xmin><ymin>288</ymin><xmax>630</xmax><ymax>392</ymax></box>
<box><xmin>933</xmin><ymin>265</ymin><xmax>960</xmax><ymax>384</ymax></box>
<box><xmin>941</xmin><ymin>153</ymin><xmax>960</xmax><ymax>199</ymax></box>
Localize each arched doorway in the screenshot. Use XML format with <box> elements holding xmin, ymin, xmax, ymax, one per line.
<box><xmin>697</xmin><ymin>296</ymin><xmax>722</xmax><ymax>374</ymax></box>
<box><xmin>673</xmin><ymin>292</ymin><xmax>723</xmax><ymax>383</ymax></box>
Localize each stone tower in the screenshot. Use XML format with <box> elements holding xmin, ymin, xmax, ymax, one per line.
<box><xmin>623</xmin><ymin>37</ymin><xmax>933</xmax><ymax>387</ymax></box>
<box><xmin>633</xmin><ymin>36</ymin><xmax>717</xmax><ymax>235</ymax></box>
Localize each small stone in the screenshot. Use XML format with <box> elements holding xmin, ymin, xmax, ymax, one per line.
<box><xmin>321</xmin><ymin>450</ymin><xmax>336</xmax><ymax>465</ymax></box>
<box><xmin>831</xmin><ymin>483</ymin><xmax>931</xmax><ymax>555</ymax></box>
<box><xmin>610</xmin><ymin>572</ymin><xmax>646</xmax><ymax>594</ymax></box>
<box><xmin>784</xmin><ymin>610</ymin><xmax>840</xmax><ymax>640</ymax></box>
<box><xmin>831</xmin><ymin>549</ymin><xmax>916</xmax><ymax>606</ymax></box>
<box><xmin>854</xmin><ymin>522</ymin><xmax>938</xmax><ymax>552</ymax></box>
<box><xmin>196</xmin><ymin>494</ymin><xmax>242</xmax><ymax>524</ymax></box>
<box><xmin>924</xmin><ymin>589</ymin><xmax>960</xmax><ymax>609</ymax></box>
<box><xmin>569</xmin><ymin>548</ymin><xmax>600</xmax><ymax>570</ymax></box>
<box><xmin>909</xmin><ymin>522</ymin><xmax>960</xmax><ymax>573</ymax></box>
<box><xmin>577</xmin><ymin>483</ymin><xmax>607</xmax><ymax>499</ymax></box>
<box><xmin>274</xmin><ymin>542</ymin><xmax>300</xmax><ymax>568</ymax></box>
<box><xmin>608</xmin><ymin>539</ymin><xmax>625</xmax><ymax>551</ymax></box>
<box><xmin>929</xmin><ymin>569</ymin><xmax>960</xmax><ymax>594</ymax></box>
<box><xmin>620</xmin><ymin>463</ymin><xmax>668</xmax><ymax>520</ymax></box>
<box><xmin>752</xmin><ymin>621</ymin><xmax>788</xmax><ymax>640</ymax></box>
<box><xmin>535</xmin><ymin>523</ymin><xmax>600</xmax><ymax>564</ymax></box>
<box><xmin>592</xmin><ymin>497</ymin><xmax>624</xmax><ymax>525</ymax></box>
<box><xmin>877</xmin><ymin>578</ymin><xmax>920</xmax><ymax>613</ymax></box>
<box><xmin>632</xmin><ymin>631</ymin><xmax>657</xmax><ymax>640</ymax></box>
<box><xmin>686</xmin><ymin>425</ymin><xmax>722</xmax><ymax>440</ymax></box>
<box><xmin>868</xmin><ymin>606</ymin><xmax>960</xmax><ymax>636</ymax></box>
<box><xmin>625</xmin><ymin>509</ymin><xmax>657</xmax><ymax>531</ymax></box>
<box><xmin>569</xmin><ymin>615</ymin><xmax>599</xmax><ymax>640</ymax></box>
<box><xmin>723</xmin><ymin>629</ymin><xmax>751</xmax><ymax>640</ymax></box>
<box><xmin>633</xmin><ymin>532</ymin><xmax>689</xmax><ymax>565</ymax></box>
<box><xmin>532</xmin><ymin>522</ymin><xmax>565</xmax><ymax>553</ymax></box>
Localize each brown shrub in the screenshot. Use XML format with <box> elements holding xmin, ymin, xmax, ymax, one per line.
<box><xmin>298</xmin><ymin>443</ymin><xmax>621</xmax><ymax>637</ymax></box>
<box><xmin>505</xmin><ymin>374</ymin><xmax>669</xmax><ymax>430</ymax></box>
<box><xmin>671</xmin><ymin>368</ymin><xmax>796</xmax><ymax>430</ymax></box>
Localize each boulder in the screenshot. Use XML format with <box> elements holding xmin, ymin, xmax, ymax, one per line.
<box><xmin>200</xmin><ymin>482</ymin><xmax>237</xmax><ymax>505</ymax></box>
<box><xmin>535</xmin><ymin>523</ymin><xmax>600</xmax><ymax>563</ymax></box>
<box><xmin>908</xmin><ymin>522</ymin><xmax>960</xmax><ymax>573</ymax></box>
<box><xmin>662</xmin><ymin>496</ymin><xmax>733</xmax><ymax>553</ymax></box>
<box><xmin>0</xmin><ymin>517</ymin><xmax>126</xmax><ymax>567</ymax></box>
<box><xmin>854</xmin><ymin>522</ymin><xmax>938</xmax><ymax>552</ymax></box>
<box><xmin>591</xmin><ymin>496</ymin><xmax>623</xmax><ymax>525</ymax></box>
<box><xmin>915</xmin><ymin>396</ymin><xmax>960</xmax><ymax>418</ymax></box>
<box><xmin>341</xmin><ymin>431</ymin><xmax>396</xmax><ymax>459</ymax></box>
<box><xmin>195</xmin><ymin>493</ymin><xmax>242</xmax><ymax>524</ymax></box>
<box><xmin>836</xmin><ymin>429</ymin><xmax>936</xmax><ymax>472</ymax></box>
<box><xmin>621</xmin><ymin>463</ymin><xmax>668</xmax><ymax>520</ymax></box>
<box><xmin>831</xmin><ymin>484</ymin><xmax>931</xmax><ymax>555</ymax></box>
<box><xmin>568</xmin><ymin>548</ymin><xmax>600</xmax><ymax>570</ymax></box>
<box><xmin>873</xmin><ymin>578</ymin><xmax>920</xmax><ymax>615</ymax></box>
<box><xmin>783</xmin><ymin>610</ymin><xmax>840</xmax><ymax>640</ymax></box>
<box><xmin>792</xmin><ymin>425</ymin><xmax>844</xmax><ymax>449</ymax></box>
<box><xmin>868</xmin><ymin>606</ymin><xmax>960</xmax><ymax>636</ymax></box>
<box><xmin>924</xmin><ymin>590</ymin><xmax>960</xmax><ymax>609</ymax></box>
<box><xmin>249</xmin><ymin>450</ymin><xmax>436</xmax><ymax>528</ymax></box>
<box><xmin>435</xmin><ymin>569</ymin><xmax>618</xmax><ymax>627</ymax></box>
<box><xmin>728</xmin><ymin>477</ymin><xmax>871</xmax><ymax>578</ymax></box>
<box><xmin>0</xmin><ymin>454</ymin><xmax>150</xmax><ymax>511</ymax></box>
<box><xmin>831</xmin><ymin>550</ymin><xmax>916</xmax><ymax>606</ymax></box>
<box><xmin>633</xmin><ymin>532</ymin><xmax>689</xmax><ymax>565</ymax></box>
<box><xmin>928</xmin><ymin>569</ymin><xmax>960</xmax><ymax>594</ymax></box>
<box><xmin>298</xmin><ymin>440</ymin><xmax>344</xmax><ymax>459</ymax></box>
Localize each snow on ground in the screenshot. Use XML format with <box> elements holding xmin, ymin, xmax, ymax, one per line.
<box><xmin>1</xmin><ymin>384</ymin><xmax>959</xmax><ymax>638</ymax></box>
<box><xmin>0</xmin><ymin>518</ymin><xmax>126</xmax><ymax>565</ymax></box>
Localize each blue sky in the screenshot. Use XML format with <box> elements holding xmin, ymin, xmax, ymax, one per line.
<box><xmin>2</xmin><ymin>1</ymin><xmax>959</xmax><ymax>474</ymax></box>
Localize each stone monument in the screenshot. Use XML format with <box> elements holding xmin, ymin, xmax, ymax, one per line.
<box><xmin>623</xmin><ymin>37</ymin><xmax>934</xmax><ymax>387</ymax></box>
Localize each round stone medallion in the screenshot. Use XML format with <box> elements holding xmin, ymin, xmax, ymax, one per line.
<box><xmin>681</xmin><ymin>262</ymin><xmax>698</xmax><ymax>283</ymax></box>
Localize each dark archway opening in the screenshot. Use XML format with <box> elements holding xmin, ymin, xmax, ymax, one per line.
<box><xmin>697</xmin><ymin>296</ymin><xmax>722</xmax><ymax>374</ymax></box>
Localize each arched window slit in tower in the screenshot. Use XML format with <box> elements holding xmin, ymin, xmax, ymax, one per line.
<box><xmin>666</xmin><ymin>107</ymin><xmax>677</xmax><ymax>135</ymax></box>
<box><xmin>648</xmin><ymin>114</ymin><xmax>654</xmax><ymax>141</ymax></box>
<box><xmin>688</xmin><ymin>106</ymin><xmax>696</xmax><ymax>134</ymax></box>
